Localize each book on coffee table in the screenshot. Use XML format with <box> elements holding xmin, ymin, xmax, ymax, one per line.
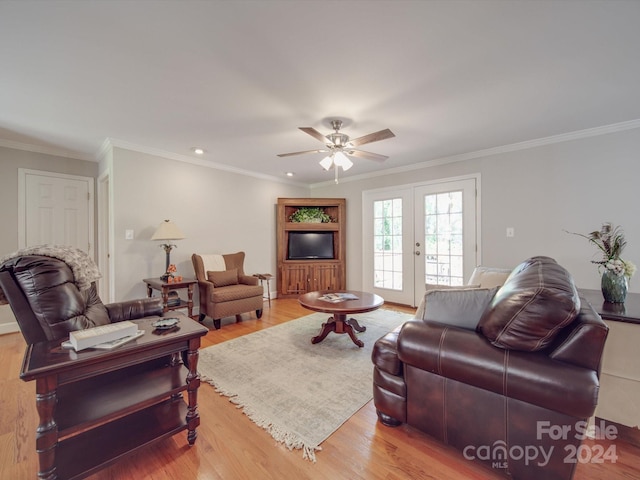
<box><xmin>319</xmin><ymin>293</ymin><xmax>359</xmax><ymax>303</ymax></box>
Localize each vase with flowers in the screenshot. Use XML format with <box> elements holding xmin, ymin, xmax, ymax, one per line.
<box><xmin>569</xmin><ymin>223</ymin><xmax>636</xmax><ymax>303</ymax></box>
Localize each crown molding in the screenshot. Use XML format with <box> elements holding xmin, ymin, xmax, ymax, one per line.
<box><xmin>310</xmin><ymin>118</ymin><xmax>640</xmax><ymax>188</ymax></box>
<box><xmin>103</xmin><ymin>138</ymin><xmax>309</xmax><ymax>187</ymax></box>
<box><xmin>0</xmin><ymin>138</ymin><xmax>94</xmax><ymax>161</ymax></box>
<box><xmin>2</xmin><ymin>118</ymin><xmax>639</xmax><ymax>189</ymax></box>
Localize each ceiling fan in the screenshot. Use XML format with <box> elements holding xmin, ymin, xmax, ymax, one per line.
<box><xmin>277</xmin><ymin>120</ymin><xmax>395</xmax><ymax>174</ymax></box>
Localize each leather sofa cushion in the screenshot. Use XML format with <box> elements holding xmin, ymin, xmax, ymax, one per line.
<box><xmin>208</xmin><ymin>269</ymin><xmax>238</xmax><ymax>287</ymax></box>
<box><xmin>477</xmin><ymin>256</ymin><xmax>580</xmax><ymax>351</ymax></box>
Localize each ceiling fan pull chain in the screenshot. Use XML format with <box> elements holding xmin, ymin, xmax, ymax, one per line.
<box><xmin>335</xmin><ymin>165</ymin><xmax>339</xmax><ymax>184</ymax></box>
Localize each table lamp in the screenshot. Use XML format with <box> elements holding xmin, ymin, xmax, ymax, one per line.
<box><xmin>151</xmin><ymin>220</ymin><xmax>186</xmax><ymax>280</ymax></box>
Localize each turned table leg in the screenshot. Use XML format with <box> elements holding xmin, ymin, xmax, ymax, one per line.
<box><xmin>35</xmin><ymin>376</ymin><xmax>58</xmax><ymax>480</ymax></box>
<box><xmin>185</xmin><ymin>338</ymin><xmax>201</xmax><ymax>445</ymax></box>
<box><xmin>311</xmin><ymin>314</ymin><xmax>365</xmax><ymax>348</ymax></box>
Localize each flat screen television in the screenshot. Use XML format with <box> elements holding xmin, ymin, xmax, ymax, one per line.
<box><xmin>287</xmin><ymin>231</ymin><xmax>335</xmax><ymax>260</ymax></box>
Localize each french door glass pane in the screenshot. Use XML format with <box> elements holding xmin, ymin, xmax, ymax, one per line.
<box><xmin>373</xmin><ymin>198</ymin><xmax>403</xmax><ymax>290</ymax></box>
<box><xmin>423</xmin><ymin>191</ymin><xmax>464</xmax><ymax>286</ymax></box>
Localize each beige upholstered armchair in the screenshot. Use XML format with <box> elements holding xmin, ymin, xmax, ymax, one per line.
<box><xmin>191</xmin><ymin>252</ymin><xmax>263</xmax><ymax>329</ymax></box>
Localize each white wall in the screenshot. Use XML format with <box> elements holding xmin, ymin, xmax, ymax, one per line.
<box><xmin>313</xmin><ymin>126</ymin><xmax>640</xmax><ymax>293</ymax></box>
<box><xmin>110</xmin><ymin>147</ymin><xmax>308</xmax><ymax>301</ymax></box>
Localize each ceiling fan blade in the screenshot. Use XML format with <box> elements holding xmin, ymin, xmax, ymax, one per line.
<box><xmin>277</xmin><ymin>149</ymin><xmax>327</xmax><ymax>158</ymax></box>
<box><xmin>348</xmin><ymin>128</ymin><xmax>395</xmax><ymax>147</ymax></box>
<box><xmin>299</xmin><ymin>127</ymin><xmax>330</xmax><ymax>144</ymax></box>
<box><xmin>347</xmin><ymin>149</ymin><xmax>388</xmax><ymax>162</ymax></box>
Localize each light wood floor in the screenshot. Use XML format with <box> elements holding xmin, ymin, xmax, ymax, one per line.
<box><xmin>1</xmin><ymin>299</ymin><xmax>639</xmax><ymax>479</ymax></box>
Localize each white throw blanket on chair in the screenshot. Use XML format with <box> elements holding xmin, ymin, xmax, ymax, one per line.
<box><xmin>199</xmin><ymin>254</ymin><xmax>226</xmax><ymax>275</ymax></box>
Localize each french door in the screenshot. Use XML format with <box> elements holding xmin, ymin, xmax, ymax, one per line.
<box><xmin>363</xmin><ymin>176</ymin><xmax>479</xmax><ymax>307</ymax></box>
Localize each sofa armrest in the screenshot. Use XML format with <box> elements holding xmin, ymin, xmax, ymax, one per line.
<box><xmin>398</xmin><ymin>320</ymin><xmax>600</xmax><ymax>418</ymax></box>
<box><xmin>106</xmin><ymin>297</ymin><xmax>163</xmax><ymax>321</ymax></box>
<box><xmin>372</xmin><ymin>325</ymin><xmax>404</xmax><ymax>376</ymax></box>
<box><xmin>547</xmin><ymin>298</ymin><xmax>609</xmax><ymax>373</ymax></box>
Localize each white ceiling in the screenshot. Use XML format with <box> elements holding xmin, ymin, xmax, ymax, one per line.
<box><xmin>1</xmin><ymin>0</ymin><xmax>640</xmax><ymax>185</ymax></box>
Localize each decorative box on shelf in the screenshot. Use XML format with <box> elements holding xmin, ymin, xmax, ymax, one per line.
<box><xmin>166</xmin><ymin>291</ymin><xmax>181</xmax><ymax>307</ymax></box>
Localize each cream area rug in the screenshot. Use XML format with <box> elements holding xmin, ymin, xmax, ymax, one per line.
<box><xmin>198</xmin><ymin>308</ymin><xmax>413</xmax><ymax>462</ymax></box>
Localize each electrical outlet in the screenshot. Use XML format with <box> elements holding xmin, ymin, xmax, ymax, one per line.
<box><xmin>506</xmin><ymin>227</ymin><xmax>515</xmax><ymax>238</ymax></box>
<box><xmin>125</xmin><ymin>229</ymin><xmax>134</xmax><ymax>240</ymax></box>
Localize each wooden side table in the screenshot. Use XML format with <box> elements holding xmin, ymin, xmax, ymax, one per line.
<box><xmin>144</xmin><ymin>277</ymin><xmax>197</xmax><ymax>319</ymax></box>
<box><xmin>20</xmin><ymin>314</ymin><xmax>208</xmax><ymax>480</ymax></box>
<box><xmin>253</xmin><ymin>273</ymin><xmax>273</xmax><ymax>307</ymax></box>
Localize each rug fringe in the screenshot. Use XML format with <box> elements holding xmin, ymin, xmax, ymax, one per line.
<box><xmin>200</xmin><ymin>375</ymin><xmax>322</xmax><ymax>462</ymax></box>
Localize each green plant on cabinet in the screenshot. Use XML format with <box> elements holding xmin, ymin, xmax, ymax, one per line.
<box><xmin>289</xmin><ymin>207</ymin><xmax>332</xmax><ymax>223</ymax></box>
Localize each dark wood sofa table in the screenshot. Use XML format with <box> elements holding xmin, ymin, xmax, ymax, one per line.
<box><xmin>20</xmin><ymin>314</ymin><xmax>208</xmax><ymax>480</ymax></box>
<box><xmin>579</xmin><ymin>288</ymin><xmax>640</xmax><ymax>325</ymax></box>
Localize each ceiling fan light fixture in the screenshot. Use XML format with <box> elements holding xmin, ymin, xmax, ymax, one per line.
<box><xmin>319</xmin><ymin>155</ymin><xmax>334</xmax><ymax>171</ymax></box>
<box><xmin>334</xmin><ymin>151</ymin><xmax>353</xmax><ymax>171</ymax></box>
<box><xmin>278</xmin><ymin>119</ymin><xmax>394</xmax><ymax>179</ymax></box>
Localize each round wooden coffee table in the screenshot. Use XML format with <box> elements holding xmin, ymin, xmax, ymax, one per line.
<box><xmin>298</xmin><ymin>290</ymin><xmax>384</xmax><ymax>347</ymax></box>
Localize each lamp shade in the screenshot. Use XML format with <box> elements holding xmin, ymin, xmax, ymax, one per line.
<box><xmin>151</xmin><ymin>220</ymin><xmax>186</xmax><ymax>241</ymax></box>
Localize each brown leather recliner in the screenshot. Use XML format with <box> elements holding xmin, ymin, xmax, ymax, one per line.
<box><xmin>192</xmin><ymin>252</ymin><xmax>263</xmax><ymax>330</ymax></box>
<box><xmin>0</xmin><ymin>254</ymin><xmax>163</xmax><ymax>345</ymax></box>
<box><xmin>372</xmin><ymin>256</ymin><xmax>609</xmax><ymax>480</ymax></box>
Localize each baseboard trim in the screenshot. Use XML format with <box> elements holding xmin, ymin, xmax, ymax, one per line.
<box><xmin>0</xmin><ymin>322</ymin><xmax>19</xmax><ymax>336</ymax></box>
<box><xmin>596</xmin><ymin>417</ymin><xmax>640</xmax><ymax>448</ymax></box>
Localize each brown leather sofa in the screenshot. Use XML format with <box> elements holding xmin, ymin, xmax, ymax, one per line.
<box><xmin>0</xmin><ymin>254</ymin><xmax>163</xmax><ymax>345</ymax></box>
<box><xmin>372</xmin><ymin>256</ymin><xmax>609</xmax><ymax>480</ymax></box>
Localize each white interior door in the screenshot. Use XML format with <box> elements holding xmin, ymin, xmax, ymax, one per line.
<box><xmin>363</xmin><ymin>176</ymin><xmax>479</xmax><ymax>307</ymax></box>
<box><xmin>19</xmin><ymin>169</ymin><xmax>94</xmax><ymax>255</ymax></box>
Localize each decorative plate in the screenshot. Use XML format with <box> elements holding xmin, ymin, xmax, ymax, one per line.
<box><xmin>152</xmin><ymin>318</ymin><xmax>180</xmax><ymax>330</ymax></box>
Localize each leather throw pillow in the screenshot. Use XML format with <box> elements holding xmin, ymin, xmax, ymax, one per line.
<box><xmin>477</xmin><ymin>256</ymin><xmax>580</xmax><ymax>351</ymax></box>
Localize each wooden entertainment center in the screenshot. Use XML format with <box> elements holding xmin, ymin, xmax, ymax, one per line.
<box><xmin>276</xmin><ymin>198</ymin><xmax>346</xmax><ymax>297</ymax></box>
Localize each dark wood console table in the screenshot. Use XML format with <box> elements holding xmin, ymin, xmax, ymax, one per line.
<box><xmin>579</xmin><ymin>288</ymin><xmax>640</xmax><ymax>325</ymax></box>
<box><xmin>20</xmin><ymin>314</ymin><xmax>208</xmax><ymax>480</ymax></box>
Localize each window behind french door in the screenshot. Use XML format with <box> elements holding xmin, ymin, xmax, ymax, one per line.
<box><xmin>363</xmin><ymin>177</ymin><xmax>479</xmax><ymax>307</ymax></box>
